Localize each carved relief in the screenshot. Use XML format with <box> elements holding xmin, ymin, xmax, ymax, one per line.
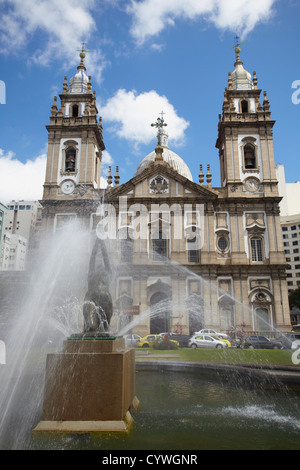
<box><xmin>149</xmin><ymin>175</ymin><xmax>169</xmax><ymax>194</ymax></box>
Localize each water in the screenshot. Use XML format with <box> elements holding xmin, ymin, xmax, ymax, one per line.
<box><xmin>1</xmin><ymin>370</ymin><xmax>299</xmax><ymax>450</ymax></box>
<box><xmin>0</xmin><ymin>219</ymin><xmax>298</xmax><ymax>450</ymax></box>
<box><xmin>0</xmin><ymin>222</ymin><xmax>90</xmax><ymax>449</ymax></box>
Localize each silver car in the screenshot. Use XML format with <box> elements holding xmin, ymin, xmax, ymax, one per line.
<box><xmin>188</xmin><ymin>334</ymin><xmax>227</xmax><ymax>349</ymax></box>
<box><xmin>123</xmin><ymin>334</ymin><xmax>142</xmax><ymax>347</ymax></box>
<box><xmin>291</xmin><ymin>340</ymin><xmax>300</xmax><ymax>350</ymax></box>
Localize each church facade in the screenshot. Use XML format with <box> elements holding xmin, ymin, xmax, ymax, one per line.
<box><xmin>40</xmin><ymin>46</ymin><xmax>291</xmax><ymax>336</ymax></box>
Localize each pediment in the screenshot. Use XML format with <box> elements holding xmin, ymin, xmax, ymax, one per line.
<box><xmin>105</xmin><ymin>162</ymin><xmax>218</xmax><ymax>202</ymax></box>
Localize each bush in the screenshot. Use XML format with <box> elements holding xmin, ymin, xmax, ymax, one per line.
<box><xmin>153</xmin><ymin>339</ymin><xmax>178</xmax><ymax>350</ymax></box>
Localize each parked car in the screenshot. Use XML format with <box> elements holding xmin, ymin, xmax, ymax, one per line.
<box><xmin>123</xmin><ymin>334</ymin><xmax>142</xmax><ymax>348</ymax></box>
<box><xmin>243</xmin><ymin>335</ymin><xmax>282</xmax><ymax>349</ymax></box>
<box><xmin>292</xmin><ymin>325</ymin><xmax>300</xmax><ymax>332</ymax></box>
<box><xmin>159</xmin><ymin>332</ymin><xmax>190</xmax><ymax>347</ymax></box>
<box><xmin>194</xmin><ymin>329</ymin><xmax>229</xmax><ymax>340</ymax></box>
<box><xmin>188</xmin><ymin>334</ymin><xmax>228</xmax><ymax>349</ymax></box>
<box><xmin>291</xmin><ymin>340</ymin><xmax>300</xmax><ymax>350</ymax></box>
<box><xmin>276</xmin><ymin>333</ymin><xmax>300</xmax><ymax>349</ymax></box>
<box><xmin>137</xmin><ymin>334</ymin><xmax>179</xmax><ymax>348</ymax></box>
<box><xmin>207</xmin><ymin>334</ymin><xmax>231</xmax><ymax>348</ymax></box>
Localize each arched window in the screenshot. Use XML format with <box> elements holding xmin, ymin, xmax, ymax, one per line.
<box><xmin>251</xmin><ymin>237</ymin><xmax>263</xmax><ymax>262</ymax></box>
<box><xmin>65</xmin><ymin>147</ymin><xmax>76</xmax><ymax>172</ymax></box>
<box><xmin>150</xmin><ymin>292</ymin><xmax>170</xmax><ymax>334</ymax></box>
<box><xmin>121</xmin><ymin>238</ymin><xmax>133</xmax><ymax>263</ymax></box>
<box><xmin>187</xmin><ymin>236</ymin><xmax>199</xmax><ymax>262</ymax></box>
<box><xmin>72</xmin><ymin>104</ymin><xmax>79</xmax><ymax>117</ymax></box>
<box><xmin>241</xmin><ymin>100</ymin><xmax>249</xmax><ymax>113</ymax></box>
<box><xmin>152</xmin><ymin>231</ymin><xmax>167</xmax><ymax>260</ymax></box>
<box><xmin>244</xmin><ymin>144</ymin><xmax>256</xmax><ymax>169</ymax></box>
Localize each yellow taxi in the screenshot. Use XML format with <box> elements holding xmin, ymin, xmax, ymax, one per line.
<box><xmin>137</xmin><ymin>334</ymin><xmax>179</xmax><ymax>348</ymax></box>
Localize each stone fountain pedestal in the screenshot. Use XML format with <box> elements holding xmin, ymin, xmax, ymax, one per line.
<box><xmin>33</xmin><ymin>336</ymin><xmax>139</xmax><ymax>434</ymax></box>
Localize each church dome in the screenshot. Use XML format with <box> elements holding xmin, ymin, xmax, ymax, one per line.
<box><xmin>135</xmin><ymin>147</ymin><xmax>193</xmax><ymax>181</ymax></box>
<box><xmin>68</xmin><ymin>68</ymin><xmax>89</xmax><ymax>94</ymax></box>
<box><xmin>135</xmin><ymin>118</ymin><xmax>193</xmax><ymax>181</ymax></box>
<box><xmin>68</xmin><ymin>50</ymin><xmax>89</xmax><ymax>94</ymax></box>
<box><xmin>231</xmin><ymin>46</ymin><xmax>253</xmax><ymax>90</ymax></box>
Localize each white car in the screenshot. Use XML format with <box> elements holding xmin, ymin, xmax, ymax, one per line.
<box><xmin>291</xmin><ymin>340</ymin><xmax>300</xmax><ymax>350</ymax></box>
<box><xmin>194</xmin><ymin>329</ymin><xmax>229</xmax><ymax>340</ymax></box>
<box><xmin>123</xmin><ymin>334</ymin><xmax>142</xmax><ymax>347</ymax></box>
<box><xmin>188</xmin><ymin>334</ymin><xmax>228</xmax><ymax>349</ymax></box>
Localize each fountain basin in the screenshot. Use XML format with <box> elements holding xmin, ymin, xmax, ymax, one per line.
<box><xmin>33</xmin><ymin>338</ymin><xmax>139</xmax><ymax>433</ymax></box>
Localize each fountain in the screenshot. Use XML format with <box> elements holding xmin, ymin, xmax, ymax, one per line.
<box><xmin>0</xmin><ymin>220</ymin><xmax>299</xmax><ymax>449</ymax></box>
<box><xmin>33</xmin><ymin>236</ymin><xmax>139</xmax><ymax>434</ymax></box>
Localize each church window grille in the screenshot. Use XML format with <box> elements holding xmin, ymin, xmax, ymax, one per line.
<box><xmin>152</xmin><ymin>233</ymin><xmax>167</xmax><ymax>260</ymax></box>
<box><xmin>121</xmin><ymin>238</ymin><xmax>133</xmax><ymax>263</ymax></box>
<box><xmin>251</xmin><ymin>237</ymin><xmax>263</xmax><ymax>262</ymax></box>
<box><xmin>187</xmin><ymin>236</ymin><xmax>199</xmax><ymax>263</ymax></box>
<box><xmin>217</xmin><ymin>236</ymin><xmax>228</xmax><ymax>251</ymax></box>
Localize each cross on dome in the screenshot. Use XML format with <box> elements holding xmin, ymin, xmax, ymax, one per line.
<box><xmin>76</xmin><ymin>42</ymin><xmax>90</xmax><ymax>71</ymax></box>
<box><xmin>151</xmin><ymin>112</ymin><xmax>168</xmax><ymax>147</ymax></box>
<box><xmin>231</xmin><ymin>37</ymin><xmax>253</xmax><ymax>90</ymax></box>
<box><xmin>233</xmin><ymin>35</ymin><xmax>245</xmax><ymax>67</ymax></box>
<box><xmin>67</xmin><ymin>44</ymin><xmax>90</xmax><ymax>94</ymax></box>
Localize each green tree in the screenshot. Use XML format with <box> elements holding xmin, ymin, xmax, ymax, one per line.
<box><xmin>289</xmin><ymin>287</ymin><xmax>300</xmax><ymax>309</ymax></box>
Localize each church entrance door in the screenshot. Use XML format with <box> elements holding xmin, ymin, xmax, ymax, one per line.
<box><xmin>150</xmin><ymin>292</ymin><xmax>170</xmax><ymax>334</ymax></box>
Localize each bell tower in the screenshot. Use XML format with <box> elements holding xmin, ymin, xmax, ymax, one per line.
<box><xmin>216</xmin><ymin>43</ymin><xmax>278</xmax><ymax>198</ymax></box>
<box><xmin>42</xmin><ymin>48</ymin><xmax>105</xmax><ymax>202</ymax></box>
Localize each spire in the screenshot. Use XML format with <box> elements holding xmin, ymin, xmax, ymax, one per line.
<box><xmin>231</xmin><ymin>39</ymin><xmax>253</xmax><ymax>90</ymax></box>
<box><xmin>233</xmin><ymin>37</ymin><xmax>244</xmax><ymax>67</ymax></box>
<box><xmin>107</xmin><ymin>166</ymin><xmax>113</xmax><ymax>189</ymax></box>
<box><xmin>114</xmin><ymin>166</ymin><xmax>120</xmax><ymax>186</ymax></box>
<box><xmin>77</xmin><ymin>43</ymin><xmax>88</xmax><ymax>71</ymax></box>
<box><xmin>198</xmin><ymin>164</ymin><xmax>204</xmax><ymax>185</ymax></box>
<box><xmin>68</xmin><ymin>44</ymin><xmax>90</xmax><ymax>94</ymax></box>
<box><xmin>206</xmin><ymin>164</ymin><xmax>212</xmax><ymax>187</ymax></box>
<box><xmin>51</xmin><ymin>96</ymin><xmax>58</xmax><ymax>116</ymax></box>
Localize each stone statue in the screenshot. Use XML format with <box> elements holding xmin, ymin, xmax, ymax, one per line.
<box><xmin>83</xmin><ymin>238</ymin><xmax>113</xmax><ymax>334</ymax></box>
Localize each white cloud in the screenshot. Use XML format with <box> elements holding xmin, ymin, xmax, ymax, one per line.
<box><xmin>0</xmin><ymin>148</ymin><xmax>114</xmax><ymax>195</ymax></box>
<box><xmin>100</xmin><ymin>89</ymin><xmax>189</xmax><ymax>148</ymax></box>
<box><xmin>0</xmin><ymin>0</ymin><xmax>107</xmax><ymax>82</ymax></box>
<box><xmin>102</xmin><ymin>150</ymin><xmax>114</xmax><ymax>166</ymax></box>
<box><xmin>128</xmin><ymin>0</ymin><xmax>276</xmax><ymax>44</ymax></box>
<box><xmin>0</xmin><ymin>149</ymin><xmax>46</xmax><ymax>204</ymax></box>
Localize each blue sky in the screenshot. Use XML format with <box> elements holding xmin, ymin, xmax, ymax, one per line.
<box><xmin>0</xmin><ymin>0</ymin><xmax>299</xmax><ymax>203</ymax></box>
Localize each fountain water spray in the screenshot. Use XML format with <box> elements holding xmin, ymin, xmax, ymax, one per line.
<box><xmin>0</xmin><ymin>213</ymin><xmax>298</xmax><ymax>448</ymax></box>
<box><xmin>0</xmin><ymin>221</ymin><xmax>90</xmax><ymax>448</ymax></box>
